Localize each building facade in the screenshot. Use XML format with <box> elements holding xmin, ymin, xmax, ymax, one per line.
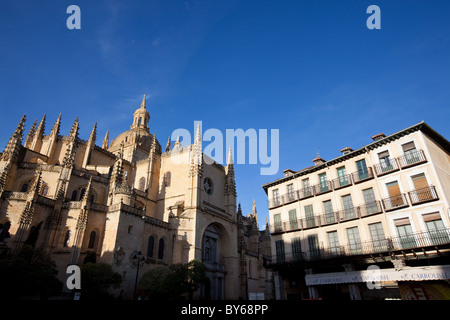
<box><xmin>263</xmin><ymin>122</ymin><xmax>450</xmax><ymax>300</ymax></box>
<box><xmin>0</xmin><ymin>96</ymin><xmax>273</xmax><ymax>300</ymax></box>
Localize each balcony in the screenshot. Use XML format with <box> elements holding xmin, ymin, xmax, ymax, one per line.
<box><xmin>313</xmin><ymin>181</ymin><xmax>333</xmax><ymax>195</ymax></box>
<box><xmin>373</xmin><ymin>158</ymin><xmax>400</xmax><ymax>176</ymax></box>
<box><xmin>270</xmin><ymin>201</ymin><xmax>384</xmax><ymax>234</ymax></box>
<box><xmin>331</xmin><ymin>175</ymin><xmax>352</xmax><ymax>190</ymax></box>
<box><xmin>397</xmin><ymin>149</ymin><xmax>427</xmax><ymax>169</ymax></box>
<box><xmin>408</xmin><ymin>185</ymin><xmax>439</xmax><ymax>205</ymax></box>
<box><xmin>381</xmin><ymin>193</ymin><xmax>409</xmax><ymax>212</ymax></box>
<box><xmin>270</xmin><ymin>228</ymin><xmax>450</xmax><ymax>265</ymax></box>
<box><xmin>351</xmin><ymin>167</ymin><xmax>374</xmax><ymax>184</ymax></box>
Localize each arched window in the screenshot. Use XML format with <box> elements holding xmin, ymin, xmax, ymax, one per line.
<box><xmin>158</xmin><ymin>238</ymin><xmax>165</xmax><ymax>260</ymax></box>
<box><xmin>71</xmin><ymin>190</ymin><xmax>78</xmax><ymax>201</ymax></box>
<box><xmin>147</xmin><ymin>236</ymin><xmax>154</xmax><ymax>258</ymax></box>
<box><xmin>63</xmin><ymin>230</ymin><xmax>71</xmax><ymax>247</ymax></box>
<box><xmin>139</xmin><ymin>177</ymin><xmax>146</xmax><ymax>191</ymax></box>
<box><xmin>164</xmin><ymin>172</ymin><xmax>171</xmax><ymax>187</ymax></box>
<box><xmin>88</xmin><ymin>231</ymin><xmax>96</xmax><ymax>249</ymax></box>
<box><xmin>20</xmin><ymin>180</ymin><xmax>31</xmax><ymax>192</ymax></box>
<box><xmin>41</xmin><ymin>183</ymin><xmax>49</xmax><ymax>196</ymax></box>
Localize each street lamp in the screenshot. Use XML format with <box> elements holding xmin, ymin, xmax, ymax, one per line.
<box><xmin>132</xmin><ymin>250</ymin><xmax>146</xmax><ymax>300</ymax></box>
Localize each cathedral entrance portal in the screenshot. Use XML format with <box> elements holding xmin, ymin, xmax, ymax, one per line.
<box><xmin>201</xmin><ymin>223</ymin><xmax>230</xmax><ymax>300</ymax></box>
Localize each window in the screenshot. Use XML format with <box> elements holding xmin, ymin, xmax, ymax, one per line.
<box><xmin>395</xmin><ymin>219</ymin><xmax>416</xmax><ymax>249</ymax></box>
<box><xmin>291</xmin><ymin>237</ymin><xmax>302</xmax><ymax>261</ymax></box>
<box><xmin>411</xmin><ymin>173</ymin><xmax>432</xmax><ymax>202</ymax></box>
<box><xmin>308</xmin><ymin>234</ymin><xmax>320</xmax><ymax>259</ymax></box>
<box><xmin>273</xmin><ymin>214</ymin><xmax>282</xmax><ymax>232</ymax></box>
<box><xmin>41</xmin><ymin>183</ymin><xmax>49</xmax><ymax>196</ymax></box>
<box><xmin>342</xmin><ymin>194</ymin><xmax>355</xmax><ymax>219</ymax></box>
<box><xmin>88</xmin><ymin>231</ymin><xmax>96</xmax><ymax>250</ymax></box>
<box><xmin>272</xmin><ymin>189</ymin><xmax>280</xmax><ymax>206</ymax></box>
<box><xmin>327</xmin><ymin>231</ymin><xmax>340</xmax><ymax>255</ymax></box>
<box><xmin>363</xmin><ymin>188</ymin><xmax>378</xmax><ymax>214</ymax></box>
<box><xmin>20</xmin><ymin>180</ymin><xmax>31</xmax><ymax>192</ymax></box>
<box><xmin>164</xmin><ymin>172</ymin><xmax>171</xmax><ymax>187</ymax></box>
<box><xmin>423</xmin><ymin>213</ymin><xmax>449</xmax><ymax>245</ymax></box>
<box><xmin>402</xmin><ymin>141</ymin><xmax>420</xmax><ymax>164</ymax></box>
<box><xmin>288</xmin><ymin>209</ymin><xmax>298</xmax><ymax>230</ymax></box>
<box><xmin>319</xmin><ymin>173</ymin><xmax>329</xmax><ymax>192</ymax></box>
<box><xmin>378</xmin><ymin>150</ymin><xmax>394</xmax><ymax>172</ymax></box>
<box><xmin>63</xmin><ymin>230</ymin><xmax>71</xmax><ymax>247</ymax></box>
<box><xmin>204</xmin><ymin>239</ymin><xmax>213</xmax><ymax>262</ymax></box>
<box><xmin>369</xmin><ymin>223</ymin><xmax>387</xmax><ymax>252</ymax></box>
<box><xmin>347</xmin><ymin>227</ymin><xmax>362</xmax><ymax>254</ymax></box>
<box><xmin>386</xmin><ymin>181</ymin><xmax>404</xmax><ymax>207</ymax></box>
<box><xmin>302</xmin><ymin>179</ymin><xmax>312</xmax><ymax>197</ymax></box>
<box><xmin>158</xmin><ymin>239</ymin><xmax>165</xmax><ymax>260</ymax></box>
<box><xmin>147</xmin><ymin>236</ymin><xmax>155</xmax><ymax>258</ymax></box>
<box><xmin>275</xmin><ymin>240</ymin><xmax>285</xmax><ymax>263</ymax></box>
<box><xmin>337</xmin><ymin>167</ymin><xmax>349</xmax><ymax>187</ymax></box>
<box><xmin>356</xmin><ymin>159</ymin><xmax>369</xmax><ymax>180</ymax></box>
<box><xmin>323</xmin><ymin>200</ymin><xmax>335</xmax><ymax>223</ymax></box>
<box><xmin>287</xmin><ymin>184</ymin><xmax>295</xmax><ymax>201</ymax></box>
<box><xmin>304</xmin><ymin>204</ymin><xmax>315</xmax><ymax>228</ymax></box>
<box><xmin>139</xmin><ymin>177</ymin><xmax>146</xmax><ymax>191</ymax></box>
<box><xmin>71</xmin><ymin>190</ymin><xmax>78</xmax><ymax>201</ymax></box>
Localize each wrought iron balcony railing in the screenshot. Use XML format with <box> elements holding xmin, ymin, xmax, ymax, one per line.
<box><xmin>408</xmin><ymin>185</ymin><xmax>439</xmax><ymax>205</ymax></box>
<box><xmin>270</xmin><ymin>228</ymin><xmax>450</xmax><ymax>265</ymax></box>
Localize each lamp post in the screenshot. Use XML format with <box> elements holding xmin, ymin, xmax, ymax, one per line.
<box><xmin>132</xmin><ymin>250</ymin><xmax>145</xmax><ymax>300</ymax></box>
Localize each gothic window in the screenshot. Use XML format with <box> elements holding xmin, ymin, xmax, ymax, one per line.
<box><xmin>158</xmin><ymin>238</ymin><xmax>165</xmax><ymax>260</ymax></box>
<box><xmin>139</xmin><ymin>177</ymin><xmax>146</xmax><ymax>191</ymax></box>
<box><xmin>204</xmin><ymin>239</ymin><xmax>212</xmax><ymax>262</ymax></box>
<box><xmin>71</xmin><ymin>190</ymin><xmax>78</xmax><ymax>201</ymax></box>
<box><xmin>63</xmin><ymin>230</ymin><xmax>71</xmax><ymax>247</ymax></box>
<box><xmin>20</xmin><ymin>180</ymin><xmax>31</xmax><ymax>192</ymax></box>
<box><xmin>41</xmin><ymin>182</ymin><xmax>49</xmax><ymax>196</ymax></box>
<box><xmin>147</xmin><ymin>236</ymin><xmax>154</xmax><ymax>258</ymax></box>
<box><xmin>88</xmin><ymin>231</ymin><xmax>96</xmax><ymax>249</ymax></box>
<box><xmin>164</xmin><ymin>172</ymin><xmax>171</xmax><ymax>187</ymax></box>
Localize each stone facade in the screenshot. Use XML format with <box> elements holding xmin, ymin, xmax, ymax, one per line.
<box><xmin>0</xmin><ymin>96</ymin><xmax>273</xmax><ymax>300</ymax></box>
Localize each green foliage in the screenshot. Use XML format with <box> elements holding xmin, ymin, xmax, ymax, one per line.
<box><xmin>0</xmin><ymin>245</ymin><xmax>63</xmax><ymax>300</ymax></box>
<box><xmin>138</xmin><ymin>259</ymin><xmax>206</xmax><ymax>300</ymax></box>
<box><xmin>80</xmin><ymin>262</ymin><xmax>122</xmax><ymax>300</ymax></box>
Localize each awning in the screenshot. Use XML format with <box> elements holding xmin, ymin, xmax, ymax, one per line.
<box><xmin>305</xmin><ymin>265</ymin><xmax>450</xmax><ymax>286</ymax></box>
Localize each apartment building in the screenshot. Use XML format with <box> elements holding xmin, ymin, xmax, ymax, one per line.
<box><xmin>262</xmin><ymin>121</ymin><xmax>450</xmax><ymax>300</ymax></box>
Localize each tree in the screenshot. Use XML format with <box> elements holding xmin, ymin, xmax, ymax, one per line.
<box><xmin>184</xmin><ymin>259</ymin><xmax>206</xmax><ymax>300</ymax></box>
<box><xmin>0</xmin><ymin>245</ymin><xmax>63</xmax><ymax>300</ymax></box>
<box><xmin>138</xmin><ymin>259</ymin><xmax>206</xmax><ymax>300</ymax></box>
<box><xmin>80</xmin><ymin>262</ymin><xmax>122</xmax><ymax>300</ymax></box>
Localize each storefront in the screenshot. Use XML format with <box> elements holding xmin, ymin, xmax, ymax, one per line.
<box><xmin>305</xmin><ymin>265</ymin><xmax>450</xmax><ymax>300</ymax></box>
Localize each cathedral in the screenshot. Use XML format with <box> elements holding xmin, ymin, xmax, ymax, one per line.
<box><xmin>0</xmin><ymin>96</ymin><xmax>273</xmax><ymax>300</ymax></box>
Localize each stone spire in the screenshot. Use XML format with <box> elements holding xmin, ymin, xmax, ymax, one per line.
<box><xmin>31</xmin><ymin>114</ymin><xmax>46</xmax><ymax>152</ymax></box>
<box><xmin>1</xmin><ymin>114</ymin><xmax>26</xmax><ymax>162</ymax></box>
<box><xmin>102</xmin><ymin>130</ymin><xmax>110</xmax><ymax>149</ymax></box>
<box><xmin>165</xmin><ymin>136</ymin><xmax>171</xmax><ymax>152</ymax></box>
<box><xmin>24</xmin><ymin>119</ymin><xmax>37</xmax><ymax>149</ymax></box>
<box><xmin>50</xmin><ymin>113</ymin><xmax>62</xmax><ymax>137</ymax></box>
<box><xmin>224</xmin><ymin>147</ymin><xmax>236</xmax><ymax>197</ymax></box>
<box><xmin>88</xmin><ymin>122</ymin><xmax>97</xmax><ymax>145</ymax></box>
<box><xmin>62</xmin><ymin>116</ymin><xmax>79</xmax><ymax>168</ymax></box>
<box><xmin>82</xmin><ymin>122</ymin><xmax>97</xmax><ymax>168</ymax></box>
<box><xmin>45</xmin><ymin>113</ymin><xmax>62</xmax><ymax>157</ymax></box>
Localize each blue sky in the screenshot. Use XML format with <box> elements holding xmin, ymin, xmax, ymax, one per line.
<box><xmin>0</xmin><ymin>0</ymin><xmax>449</xmax><ymax>229</ymax></box>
